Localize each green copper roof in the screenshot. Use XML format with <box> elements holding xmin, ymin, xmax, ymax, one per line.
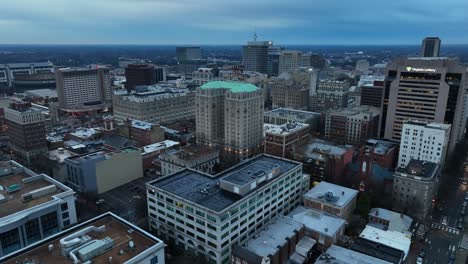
<box><xmin>200</xmin><ymin>81</ymin><xmax>259</xmax><ymax>93</ymax></box>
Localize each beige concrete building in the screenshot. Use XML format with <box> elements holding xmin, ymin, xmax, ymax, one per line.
<box><xmin>383</xmin><ymin>57</ymin><xmax>468</xmax><ymax>152</ymax></box>
<box><xmin>113</xmin><ymin>83</ymin><xmax>195</xmax><ymax>124</ymax></box>
<box><xmin>196</xmin><ymin>81</ymin><xmax>264</xmax><ymax>160</ymax></box>
<box><xmin>65</xmin><ymin>147</ymin><xmax>143</xmax><ymax>194</ymax></box>
<box><xmin>310</xmin><ymin>80</ymin><xmax>350</xmax><ymax>112</ymax></box>
<box><xmin>55</xmin><ymin>67</ymin><xmax>112</xmax><ymax>112</ymax></box>
<box><xmin>325</xmin><ymin>106</ymin><xmax>381</xmax><ymax>145</ymax></box>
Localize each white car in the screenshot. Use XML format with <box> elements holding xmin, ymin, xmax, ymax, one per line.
<box><xmin>417</xmin><ymin>257</ymin><xmax>423</xmax><ymax>264</ymax></box>
<box><xmin>442</xmin><ymin>216</ymin><xmax>448</xmax><ymax>225</ymax></box>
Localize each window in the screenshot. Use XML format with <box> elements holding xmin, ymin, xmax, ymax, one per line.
<box><xmin>150</xmin><ymin>256</ymin><xmax>159</xmax><ymax>264</ymax></box>
<box><xmin>62</xmin><ymin>211</ymin><xmax>69</xmax><ymax>219</ymax></box>
<box><xmin>61</xmin><ymin>203</ymin><xmax>68</xmax><ymax>211</ymax></box>
<box><xmin>41</xmin><ymin>212</ymin><xmax>59</xmax><ymax>237</ymax></box>
<box><xmin>196</xmin><ymin>210</ymin><xmax>205</xmax><ymax>218</ymax></box>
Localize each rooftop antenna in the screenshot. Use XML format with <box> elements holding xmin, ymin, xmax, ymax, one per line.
<box><xmin>253</xmin><ymin>27</ymin><xmax>258</xmax><ymax>41</ymax></box>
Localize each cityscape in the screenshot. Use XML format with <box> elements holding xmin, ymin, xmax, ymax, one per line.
<box><xmin>0</xmin><ymin>1</ymin><xmax>468</xmax><ymax>264</ymax></box>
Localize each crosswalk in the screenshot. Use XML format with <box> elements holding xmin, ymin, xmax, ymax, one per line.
<box><xmin>460</xmin><ymin>235</ymin><xmax>468</xmax><ymax>250</ymax></box>
<box><xmin>431</xmin><ymin>223</ymin><xmax>460</xmax><ymax>235</ymax></box>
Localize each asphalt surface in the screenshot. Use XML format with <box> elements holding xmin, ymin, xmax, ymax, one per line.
<box><xmin>412</xmin><ymin>169</ymin><xmax>467</xmax><ymax>264</ymax></box>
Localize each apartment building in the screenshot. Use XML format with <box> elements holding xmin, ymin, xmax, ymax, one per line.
<box><xmin>0</xmin><ymin>160</ymin><xmax>77</xmax><ymax>258</ymax></box>
<box><xmin>146</xmin><ymin>154</ymin><xmax>308</xmax><ymax>264</ymax></box>
<box><xmin>303</xmin><ymin>181</ymin><xmax>358</xmax><ymax>221</ymax></box>
<box><xmin>324</xmin><ymin>106</ymin><xmax>380</xmax><ymax>145</ymax></box>
<box><xmin>196</xmin><ymin>81</ymin><xmax>264</xmax><ymax>161</ymax></box>
<box><xmin>264</xmin><ymin>122</ymin><xmax>310</xmax><ymax>158</ymax></box>
<box><xmin>310</xmin><ymin>80</ymin><xmax>350</xmax><ymax>112</ymax></box>
<box><xmin>393</xmin><ymin>159</ymin><xmax>440</xmax><ymax>220</ymax></box>
<box><xmin>55</xmin><ymin>67</ymin><xmax>112</xmax><ymax>112</ymax></box>
<box><xmin>398</xmin><ymin>120</ymin><xmax>450</xmax><ymax>167</ymax></box>
<box><xmin>113</xmin><ymin>84</ymin><xmax>195</xmax><ymax>124</ymax></box>
<box><xmin>4</xmin><ymin>102</ymin><xmax>47</xmax><ymax>164</ymax></box>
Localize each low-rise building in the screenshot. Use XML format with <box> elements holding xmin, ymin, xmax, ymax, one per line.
<box><xmin>113</xmin><ymin>84</ymin><xmax>195</xmax><ymax>124</ymax></box>
<box><xmin>147</xmin><ymin>154</ymin><xmax>308</xmax><ymax>264</ymax></box>
<box><xmin>292</xmin><ymin>139</ymin><xmax>353</xmax><ymax>183</ymax></box>
<box><xmin>65</xmin><ymin>147</ymin><xmax>143</xmax><ymax>195</ymax></box>
<box><xmin>141</xmin><ymin>140</ymin><xmax>180</xmax><ymax>171</ymax></box>
<box><xmin>264</xmin><ymin>108</ymin><xmax>321</xmax><ymax>134</ymax></box>
<box><xmin>324</xmin><ymin>106</ymin><xmax>380</xmax><ymax>145</ymax></box>
<box><xmin>47</xmin><ymin>147</ymin><xmax>77</xmax><ymax>183</ymax></box>
<box><xmin>288</xmin><ymin>206</ymin><xmax>345</xmax><ymax>248</ymax></box>
<box><xmin>120</xmin><ymin>119</ymin><xmax>165</xmax><ymax>147</ymax></box>
<box><xmin>368</xmin><ymin>208</ymin><xmax>413</xmax><ymax>234</ymax></box>
<box><xmin>264</xmin><ymin>122</ymin><xmax>310</xmax><ymax>158</ymax></box>
<box><xmin>0</xmin><ymin>160</ymin><xmax>77</xmax><ymax>258</ymax></box>
<box><xmin>68</xmin><ymin>128</ymin><xmax>102</xmax><ymax>142</ymax></box>
<box><xmin>303</xmin><ymin>181</ymin><xmax>358</xmax><ymax>221</ymax></box>
<box><xmin>1</xmin><ymin>212</ymin><xmax>165</xmax><ymax>264</ymax></box>
<box><xmin>351</xmin><ymin>225</ymin><xmax>411</xmax><ymax>264</ymax></box>
<box><xmin>392</xmin><ymin>159</ymin><xmax>440</xmax><ymax>220</ymax></box>
<box><xmin>231</xmin><ymin>216</ymin><xmax>315</xmax><ymax>264</ymax></box>
<box><xmin>315</xmin><ymin>245</ymin><xmax>392</xmax><ymax>264</ymax></box>
<box><xmin>160</xmin><ymin>144</ymin><xmax>219</xmax><ymax>176</ymax></box>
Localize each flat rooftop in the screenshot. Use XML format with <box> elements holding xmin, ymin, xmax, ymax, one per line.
<box><xmin>131</xmin><ymin>120</ymin><xmax>154</xmax><ymax>130</ymax></box>
<box><xmin>288</xmin><ymin>206</ymin><xmax>345</xmax><ymax>237</ymax></box>
<box><xmin>149</xmin><ymin>155</ymin><xmax>299</xmax><ymax>212</ymax></box>
<box><xmin>161</xmin><ymin>144</ymin><xmax>218</xmax><ymax>161</ymax></box>
<box><xmin>304</xmin><ymin>181</ymin><xmax>358</xmax><ymax>208</ymax></box>
<box><xmin>369</xmin><ymin>208</ymin><xmax>413</xmax><ymax>233</ymax></box>
<box><xmin>200</xmin><ymin>81</ymin><xmax>259</xmax><ymax>93</ymax></box>
<box><xmin>264</xmin><ymin>108</ymin><xmax>321</xmax><ymax>121</ymax></box>
<box><xmin>264</xmin><ymin>122</ymin><xmax>309</xmax><ymax>136</ymax></box>
<box><xmin>70</xmin><ymin>128</ymin><xmax>101</xmax><ymax>139</ymax></box>
<box><xmin>142</xmin><ymin>140</ymin><xmax>180</xmax><ymax>155</ymax></box>
<box><xmin>299</xmin><ymin>139</ymin><xmax>351</xmax><ymax>158</ymax></box>
<box><xmin>396</xmin><ymin>159</ymin><xmax>438</xmax><ymax>179</ymax></box>
<box><xmin>359</xmin><ymin>225</ymin><xmax>411</xmax><ymax>258</ymax></box>
<box><xmin>366</xmin><ymin>139</ymin><xmax>397</xmax><ymax>155</ymax></box>
<box><xmin>243</xmin><ymin>216</ymin><xmax>303</xmax><ymax>257</ymax></box>
<box><xmin>0</xmin><ymin>161</ymin><xmax>66</xmax><ymax>218</ymax></box>
<box><xmin>315</xmin><ymin>245</ymin><xmax>392</xmax><ymax>264</ymax></box>
<box><xmin>2</xmin><ymin>213</ymin><xmax>164</xmax><ymax>264</ymax></box>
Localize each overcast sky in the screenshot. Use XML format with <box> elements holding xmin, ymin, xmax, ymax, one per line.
<box><xmin>1</xmin><ymin>0</ymin><xmax>467</xmax><ymax>45</ymax></box>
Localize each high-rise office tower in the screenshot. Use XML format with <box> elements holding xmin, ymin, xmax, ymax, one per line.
<box><xmin>196</xmin><ymin>81</ymin><xmax>264</xmax><ymax>160</ymax></box>
<box><xmin>271</xmin><ymin>68</ymin><xmax>317</xmax><ymax>110</ymax></box>
<box><xmin>278</xmin><ymin>50</ymin><xmax>302</xmax><ymax>74</ymax></box>
<box><xmin>176</xmin><ymin>46</ymin><xmax>202</xmax><ymax>61</ymax></box>
<box><xmin>421</xmin><ymin>37</ymin><xmax>441</xmax><ymax>57</ymax></box>
<box><xmin>383</xmin><ymin>57</ymin><xmax>468</xmax><ymax>153</ymax></box>
<box><xmin>55</xmin><ymin>67</ymin><xmax>112</xmax><ymax>112</ymax></box>
<box><xmin>309</xmin><ymin>79</ymin><xmax>350</xmax><ymax>112</ymax></box>
<box><xmin>398</xmin><ymin>120</ymin><xmax>451</xmax><ymax>168</ymax></box>
<box><xmin>4</xmin><ymin>102</ymin><xmax>47</xmax><ymax>164</ymax></box>
<box><xmin>267</xmin><ymin>46</ymin><xmax>282</xmax><ymax>77</ymax></box>
<box><xmin>125</xmin><ymin>63</ymin><xmax>157</xmax><ymax>90</ymax></box>
<box><xmin>242</xmin><ymin>40</ymin><xmax>272</xmax><ymax>74</ymax></box>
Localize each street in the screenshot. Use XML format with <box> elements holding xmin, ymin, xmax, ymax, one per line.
<box><xmin>415</xmin><ymin>167</ymin><xmax>467</xmax><ymax>264</ymax></box>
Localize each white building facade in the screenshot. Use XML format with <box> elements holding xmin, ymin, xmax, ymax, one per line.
<box><xmin>398</xmin><ymin>120</ymin><xmax>451</xmax><ymax>167</ymax></box>
<box><xmin>146</xmin><ymin>155</ymin><xmax>309</xmax><ymax>264</ymax></box>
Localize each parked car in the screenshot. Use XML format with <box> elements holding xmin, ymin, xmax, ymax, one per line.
<box><xmin>442</xmin><ymin>216</ymin><xmax>448</xmax><ymax>225</ymax></box>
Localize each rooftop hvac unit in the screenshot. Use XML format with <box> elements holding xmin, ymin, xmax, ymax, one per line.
<box><xmin>78</xmin><ymin>237</ymin><xmax>114</xmax><ymax>262</ymax></box>
<box><xmin>21</xmin><ymin>185</ymin><xmax>57</xmax><ymax>202</ymax></box>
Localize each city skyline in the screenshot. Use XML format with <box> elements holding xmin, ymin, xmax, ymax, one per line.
<box><xmin>1</xmin><ymin>0</ymin><xmax>467</xmax><ymax>45</ymax></box>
